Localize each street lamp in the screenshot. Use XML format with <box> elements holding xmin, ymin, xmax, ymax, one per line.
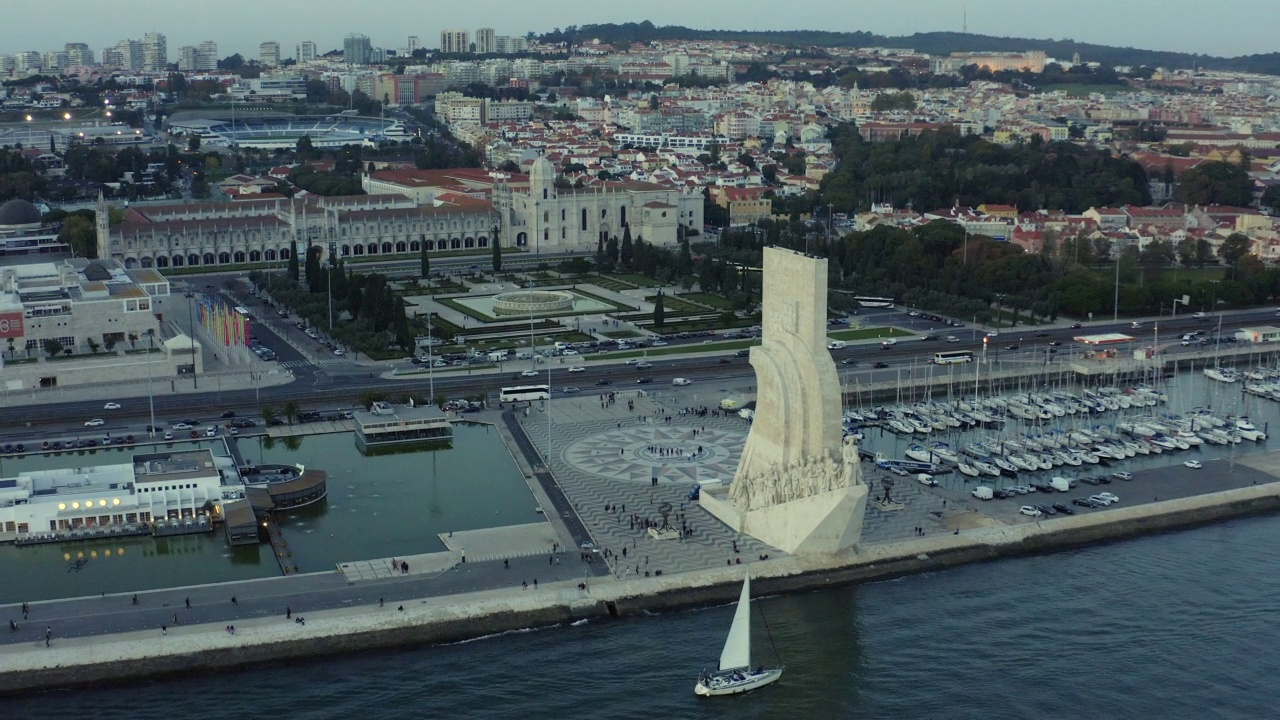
<box><xmin>187</xmin><ymin>294</ymin><xmax>198</xmax><ymax>389</ymax></box>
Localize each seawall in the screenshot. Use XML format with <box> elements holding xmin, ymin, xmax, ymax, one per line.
<box><xmin>4</xmin><ymin>480</ymin><xmax>1279</xmax><ymax>694</ymax></box>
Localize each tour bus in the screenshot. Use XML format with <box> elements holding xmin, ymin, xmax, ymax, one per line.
<box><xmin>500</xmin><ymin>385</ymin><xmax>551</xmax><ymax>403</ymax></box>
<box><xmin>933</xmin><ymin>350</ymin><xmax>975</xmax><ymax>365</ymax></box>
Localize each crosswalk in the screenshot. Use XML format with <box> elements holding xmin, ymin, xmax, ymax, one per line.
<box><xmin>279</xmin><ymin>358</ymin><xmax>353</xmax><ymax>369</ymax></box>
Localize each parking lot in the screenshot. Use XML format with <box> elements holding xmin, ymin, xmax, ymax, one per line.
<box><xmin>928</xmin><ymin>453</ymin><xmax>1274</xmax><ymax>527</ymax></box>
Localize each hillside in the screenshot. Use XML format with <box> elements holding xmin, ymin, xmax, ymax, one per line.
<box><xmin>538</xmin><ymin>22</ymin><xmax>1280</xmax><ymax>76</ymax></box>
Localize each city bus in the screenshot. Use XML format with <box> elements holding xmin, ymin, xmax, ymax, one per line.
<box><xmin>852</xmin><ymin>296</ymin><xmax>895</xmax><ymax>309</ymax></box>
<box><xmin>500</xmin><ymin>385</ymin><xmax>551</xmax><ymax>403</ymax></box>
<box><xmin>932</xmin><ymin>350</ymin><xmax>974</xmax><ymax>365</ymax></box>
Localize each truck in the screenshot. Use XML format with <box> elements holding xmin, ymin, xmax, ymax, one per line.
<box><xmin>487</xmin><ymin>350</ymin><xmax>509</xmax><ymax>362</ymax></box>
<box><xmin>1050</xmin><ymin>476</ymin><xmax>1071</xmax><ymax>493</ymax></box>
<box><xmin>672</xmin><ymin>377</ymin><xmax>692</xmax><ymax>386</ymax></box>
<box><xmin>516</xmin><ymin>351</ymin><xmax>532</xmax><ymax>360</ymax></box>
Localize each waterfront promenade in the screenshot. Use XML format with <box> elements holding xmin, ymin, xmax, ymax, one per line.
<box><xmin>5</xmin><ymin>381</ymin><xmax>1280</xmax><ymax>689</ymax></box>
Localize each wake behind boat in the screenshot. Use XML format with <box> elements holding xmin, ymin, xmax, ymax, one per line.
<box><xmin>694</xmin><ymin>575</ymin><xmax>783</xmax><ymax>697</ymax></box>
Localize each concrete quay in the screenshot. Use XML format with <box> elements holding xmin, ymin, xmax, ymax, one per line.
<box><xmin>2</xmin><ymin>473</ymin><xmax>1278</xmax><ymax>695</ymax></box>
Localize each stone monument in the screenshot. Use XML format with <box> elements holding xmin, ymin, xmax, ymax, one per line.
<box><xmin>700</xmin><ymin>247</ymin><xmax>868</xmax><ymax>554</ymax></box>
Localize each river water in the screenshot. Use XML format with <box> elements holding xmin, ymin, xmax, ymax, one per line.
<box><xmin>0</xmin><ymin>424</ymin><xmax>537</xmax><ymax>603</ymax></box>
<box><xmin>7</xmin><ymin>514</ymin><xmax>1276</xmax><ymax>718</ymax></box>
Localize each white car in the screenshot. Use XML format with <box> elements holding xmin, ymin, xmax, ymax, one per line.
<box><xmin>520</xmin><ymin>369</ymin><xmax>539</xmax><ymax>378</ymax></box>
<box><xmin>1184</xmin><ymin>460</ymin><xmax>1203</xmax><ymax>469</ymax></box>
<box><xmin>1099</xmin><ymin>492</ymin><xmax>1120</xmax><ymax>504</ymax></box>
<box><xmin>560</xmin><ymin>349</ymin><xmax>578</xmax><ymax>356</ymax></box>
<box><xmin>1019</xmin><ymin>505</ymin><xmax>1042</xmax><ymax>517</ymax></box>
<box><xmin>986</xmin><ymin>331</ymin><xmax>999</xmax><ymax>337</ymax></box>
<box><xmin>880</xmin><ymin>339</ymin><xmax>897</xmax><ymax>347</ymax></box>
<box><xmin>163</xmin><ymin>431</ymin><xmax>174</xmax><ymax>441</ymax></box>
<box><xmin>1089</xmin><ymin>494</ymin><xmax>1115</xmax><ymax>506</ymax></box>
<box><xmin>1192</xmin><ymin>311</ymin><xmax>1206</xmax><ymax>318</ymax></box>
<box><xmin>567</xmin><ymin>366</ymin><xmax>585</xmax><ymax>373</ymax></box>
<box><xmin>103</xmin><ymin>402</ymin><xmax>121</xmax><ymax>410</ymax></box>
<box><xmin>333</xmin><ymin>348</ymin><xmax>345</xmax><ymax>356</ymax></box>
<box><xmin>636</xmin><ymin>361</ymin><xmax>653</xmax><ymax>369</ymax></box>
<box><xmin>84</xmin><ymin>418</ymin><xmax>105</xmax><ymax>427</ymax></box>
<box><xmin>625</xmin><ymin>358</ymin><xmax>640</xmax><ymax>365</ymax></box>
<box><xmin>172</xmin><ymin>423</ymin><xmax>192</xmax><ymax>430</ymax></box>
<box><xmin>651</xmin><ymin>341</ymin><xmax>668</xmax><ymax>347</ymax></box>
<box><xmin>946</xmin><ymin>336</ymin><xmax>960</xmax><ymax>343</ymax></box>
<box><xmin>205</xmin><ymin>427</ymin><xmax>217</xmax><ymax>437</ymax></box>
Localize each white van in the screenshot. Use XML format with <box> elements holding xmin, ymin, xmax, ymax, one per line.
<box><xmin>827</xmin><ymin>340</ymin><xmax>847</xmax><ymax>350</ymax></box>
<box><xmin>971</xmin><ymin>486</ymin><xmax>994</xmax><ymax>501</ymax></box>
<box><xmin>672</xmin><ymin>377</ymin><xmax>692</xmax><ymax>386</ymax></box>
<box><xmin>1050</xmin><ymin>476</ymin><xmax>1071</xmax><ymax>493</ymax></box>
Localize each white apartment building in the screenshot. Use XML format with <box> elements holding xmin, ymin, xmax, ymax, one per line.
<box><xmin>440</xmin><ymin>29</ymin><xmax>470</xmax><ymax>54</ymax></box>
<box><xmin>475</xmin><ymin>28</ymin><xmax>496</xmax><ymax>54</ymax></box>
<box><xmin>260</xmin><ymin>41</ymin><xmax>281</xmax><ymax>68</ymax></box>
<box><xmin>297</xmin><ymin>40</ymin><xmax>317</xmax><ymax>64</ymax></box>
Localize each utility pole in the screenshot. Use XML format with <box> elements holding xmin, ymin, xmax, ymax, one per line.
<box><xmin>1113</xmin><ymin>252</ymin><xmax>1121</xmax><ymax>323</ymax></box>
<box><xmin>187</xmin><ymin>296</ymin><xmax>198</xmax><ymax>389</ymax></box>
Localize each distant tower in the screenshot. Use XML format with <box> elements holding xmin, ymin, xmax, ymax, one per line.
<box><xmin>95</xmin><ymin>191</ymin><xmax>111</xmax><ymax>259</ymax></box>
<box><xmin>962</xmin><ymin>7</ymin><xmax>968</xmax><ymax>34</ymax></box>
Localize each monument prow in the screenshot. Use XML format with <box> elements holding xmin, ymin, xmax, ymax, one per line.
<box><xmin>701</xmin><ymin>247</ymin><xmax>868</xmax><ymax>555</ymax></box>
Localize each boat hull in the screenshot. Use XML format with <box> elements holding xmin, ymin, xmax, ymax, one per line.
<box><xmin>695</xmin><ymin>668</ymin><xmax>783</xmax><ymax>696</ymax></box>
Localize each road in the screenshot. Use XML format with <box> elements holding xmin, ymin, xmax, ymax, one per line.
<box><xmin>2</xmin><ymin>305</ymin><xmax>1274</xmax><ymax>438</ymax></box>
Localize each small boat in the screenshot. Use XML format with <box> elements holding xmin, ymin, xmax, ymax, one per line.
<box><xmin>958</xmin><ymin>462</ymin><xmax>981</xmax><ymax>477</ymax></box>
<box><xmin>905</xmin><ymin>444</ymin><xmax>933</xmax><ymax>463</ymax></box>
<box><xmin>1204</xmin><ymin>367</ymin><xmax>1238</xmax><ymax>383</ymax></box>
<box><xmin>929</xmin><ymin>442</ymin><xmax>959</xmax><ymax>464</ymax></box>
<box><xmin>973</xmin><ymin>460</ymin><xmax>1001</xmax><ymax>477</ymax></box>
<box><xmin>695</xmin><ymin>575</ymin><xmax>783</xmax><ymax>697</ymax></box>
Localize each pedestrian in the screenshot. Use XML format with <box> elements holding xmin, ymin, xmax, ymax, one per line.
<box><xmin>549</xmin><ymin>555</ymin><xmax>553</xmax><ymax>565</ymax></box>
<box><xmin>379</xmin><ymin>598</ymin><xmax>384</xmax><ymax>607</ymax></box>
<box><xmin>286</xmin><ymin>607</ymin><xmax>292</xmax><ymax>620</ymax></box>
<box><xmin>230</xmin><ymin>625</ymin><xmax>235</xmax><ymax>634</ymax></box>
<box><xmin>460</xmin><ymin>550</ymin><xmax>465</xmax><ymax>564</ymax></box>
<box><xmin>398</xmin><ymin>605</ymin><xmax>404</xmax><ymax>612</ymax></box>
<box><xmin>162</xmin><ymin>625</ymin><xmax>167</xmax><ymax>636</ymax></box>
<box><xmin>185</xmin><ymin>597</ymin><xmax>191</xmax><ymax>609</ymax></box>
<box><xmin>8</xmin><ymin>620</ymin><xmax>16</xmax><ymax>633</ymax></box>
<box><xmin>231</xmin><ymin>596</ymin><xmax>238</xmax><ymax>605</ymax></box>
<box><xmin>533</xmin><ymin>579</ymin><xmax>538</xmax><ymax>589</ymax></box>
<box><xmin>172</xmin><ymin>613</ymin><xmax>178</xmax><ymax>624</ymax></box>
<box><xmin>131</xmin><ymin>595</ymin><xmax>138</xmax><ymax>606</ymax></box>
<box><xmin>522</xmin><ymin>580</ymin><xmax>527</xmax><ymax>589</ymax></box>
<box><xmin>504</xmin><ymin>559</ymin><xmax>509</xmax><ymax>569</ymax></box>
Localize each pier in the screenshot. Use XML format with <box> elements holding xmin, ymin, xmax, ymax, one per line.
<box><xmin>262</xmin><ymin>514</ymin><xmax>300</xmax><ymax>575</ymax></box>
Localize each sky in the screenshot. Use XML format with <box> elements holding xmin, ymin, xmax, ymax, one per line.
<box><xmin>3</xmin><ymin>0</ymin><xmax>1276</xmax><ymax>61</ymax></box>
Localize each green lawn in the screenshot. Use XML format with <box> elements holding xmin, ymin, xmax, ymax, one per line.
<box><xmin>679</xmin><ymin>292</ymin><xmax>734</xmax><ymax>310</ymax></box>
<box><xmin>646</xmin><ymin>294</ymin><xmax>704</xmax><ymax>313</ymax></box>
<box><xmin>602</xmin><ymin>330</ymin><xmax>642</xmax><ymax>339</ymax></box>
<box><xmin>593</xmin><ymin>338</ymin><xmax>760</xmax><ymax>360</ymax></box>
<box><xmin>589</xmin><ymin>276</ymin><xmax>636</xmax><ymax>292</ymax></box>
<box><xmin>611</xmin><ymin>273</ymin><xmax>662</xmax><ymax>288</ymax></box>
<box><xmin>828</xmin><ymin>326</ymin><xmax>910</xmax><ymax>341</ymax></box>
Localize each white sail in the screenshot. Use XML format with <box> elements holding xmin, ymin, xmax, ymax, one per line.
<box><xmin>719</xmin><ymin>575</ymin><xmax>752</xmax><ymax>671</ymax></box>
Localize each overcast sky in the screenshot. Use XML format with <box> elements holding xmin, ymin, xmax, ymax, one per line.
<box><xmin>4</xmin><ymin>0</ymin><xmax>1274</xmax><ymax>61</ymax></box>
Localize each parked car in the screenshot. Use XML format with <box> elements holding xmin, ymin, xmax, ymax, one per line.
<box><xmin>1089</xmin><ymin>494</ymin><xmax>1115</xmax><ymax>506</ymax></box>
<box><xmin>1053</xmin><ymin>503</ymin><xmax>1075</xmax><ymax>515</ymax></box>
<box><xmin>1019</xmin><ymin>505</ymin><xmax>1043</xmax><ymax>517</ymax></box>
<box><xmin>1098</xmin><ymin>492</ymin><xmax>1120</xmax><ymax>504</ymax></box>
<box><xmin>1111</xmin><ymin>471</ymin><xmax>1133</xmax><ymax>481</ymax></box>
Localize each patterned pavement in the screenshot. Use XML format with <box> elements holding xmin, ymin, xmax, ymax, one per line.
<box><xmin>518</xmin><ymin>391</ymin><xmax>777</xmax><ymax>578</ymax></box>
<box><xmin>515</xmin><ymin>388</ymin><xmax>966</xmax><ymax>579</ymax></box>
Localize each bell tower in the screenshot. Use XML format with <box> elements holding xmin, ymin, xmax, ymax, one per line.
<box><xmin>94</xmin><ymin>191</ymin><xmax>112</xmax><ymax>259</ymax></box>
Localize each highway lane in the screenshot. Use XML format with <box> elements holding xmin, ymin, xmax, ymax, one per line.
<box><xmin>2</xmin><ymin>308</ymin><xmax>1274</xmax><ymax>436</ymax></box>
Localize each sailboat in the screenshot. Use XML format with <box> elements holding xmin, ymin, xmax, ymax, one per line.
<box><xmin>694</xmin><ymin>575</ymin><xmax>783</xmax><ymax>697</ymax></box>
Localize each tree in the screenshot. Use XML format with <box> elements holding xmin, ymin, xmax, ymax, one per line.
<box><xmin>620</xmin><ymin>225</ymin><xmax>634</xmax><ymax>267</ymax></box>
<box><xmin>1173</xmin><ymin>161</ymin><xmax>1253</xmax><ymax>207</ymax></box>
<box><xmin>282</xmin><ymin>400</ymin><xmax>300</xmax><ymax>425</ymax></box>
<box><xmin>420</xmin><ymin>242</ymin><xmax>430</xmax><ymax>278</ymax></box>
<box><xmin>491</xmin><ymin>225</ymin><xmax>502</xmax><ymax>272</ymax></box>
<box><xmin>1218</xmin><ymin>232</ymin><xmax>1251</xmax><ymax>271</ymax></box>
<box><xmin>1262</xmin><ymin>185</ymin><xmax>1280</xmax><ymax>214</ymax></box>
<box><xmin>261</xmin><ymin>405</ymin><xmax>277</xmax><ymax>425</ymax></box>
<box><xmin>288</xmin><ymin>240</ymin><xmax>299</xmax><ymax>280</ymax></box>
<box><xmin>59</xmin><ymin>213</ymin><xmax>97</xmax><ymax>258</ymax></box>
<box><xmin>296</xmin><ymin>135</ymin><xmax>315</xmax><ymax>159</ymax></box>
<box><xmin>42</xmin><ymin>338</ymin><xmax>63</xmax><ymax>357</ymax></box>
<box><xmin>187</xmin><ymin>135</ymin><xmax>200</xmax><ymax>152</ymax></box>
<box><xmin>653</xmin><ymin>290</ymin><xmax>665</xmax><ymax>327</ymax></box>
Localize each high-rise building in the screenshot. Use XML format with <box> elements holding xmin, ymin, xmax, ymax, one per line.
<box><xmin>260</xmin><ymin>41</ymin><xmax>280</xmax><ymax>67</ymax></box>
<box><xmin>64</xmin><ymin>43</ymin><xmax>94</xmax><ymax>66</ymax></box>
<box><xmin>177</xmin><ymin>46</ymin><xmax>198</xmax><ymax>72</ymax></box>
<box><xmin>106</xmin><ymin>39</ymin><xmax>143</xmax><ymax>70</ymax></box>
<box><xmin>15</xmin><ymin>51</ymin><xmax>42</xmax><ymax>71</ymax></box>
<box><xmin>196</xmin><ymin>41</ymin><xmax>218</xmax><ymax>71</ymax></box>
<box><xmin>142</xmin><ymin>32</ymin><xmax>167</xmax><ymax>71</ymax></box>
<box><xmin>344</xmin><ymin>33</ymin><xmax>372</xmax><ymax>65</ymax></box>
<box><xmin>439</xmin><ymin>29</ymin><xmax>469</xmax><ymax>54</ymax></box>
<box><xmin>495</xmin><ymin>36</ymin><xmax>527</xmax><ymax>54</ymax></box>
<box><xmin>297</xmin><ymin>40</ymin><xmax>317</xmax><ymax>64</ymax></box>
<box><xmin>474</xmin><ymin>28</ymin><xmax>496</xmax><ymax>54</ymax></box>
<box><xmin>407</xmin><ymin>36</ymin><xmax>420</xmax><ymax>53</ymax></box>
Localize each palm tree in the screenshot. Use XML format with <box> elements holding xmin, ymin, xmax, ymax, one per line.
<box><xmin>261</xmin><ymin>404</ymin><xmax>277</xmax><ymax>426</ymax></box>
<box><xmin>282</xmin><ymin>400</ymin><xmax>300</xmax><ymax>425</ymax></box>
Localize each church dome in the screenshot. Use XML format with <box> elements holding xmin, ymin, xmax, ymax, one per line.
<box><xmin>0</xmin><ymin>199</ymin><xmax>41</xmax><ymax>227</ymax></box>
